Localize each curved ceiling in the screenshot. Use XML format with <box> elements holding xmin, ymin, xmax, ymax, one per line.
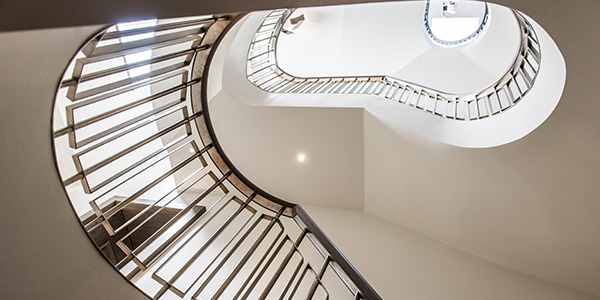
<box><xmin>232</xmin><ymin>4</ymin><xmax>566</xmax><ymax>148</ymax></box>
<box><xmin>276</xmin><ymin>2</ymin><xmax>519</xmax><ymax>94</ymax></box>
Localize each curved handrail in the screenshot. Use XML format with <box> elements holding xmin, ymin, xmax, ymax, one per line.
<box><xmin>194</xmin><ymin>15</ymin><xmax>382</xmax><ymax>299</ymax></box>
<box><xmin>52</xmin><ymin>11</ymin><xmax>382</xmax><ymax>300</ymax></box>
<box><xmin>247</xmin><ymin>8</ymin><xmax>541</xmax><ymax>120</ymax></box>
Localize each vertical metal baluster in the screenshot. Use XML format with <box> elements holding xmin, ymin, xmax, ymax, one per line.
<box><xmin>258</xmin><ymin>229</ymin><xmax>308</xmax><ymax>299</ymax></box>
<box><xmin>286</xmin><ymin>265</ymin><xmax>312</xmax><ymax>300</ymax></box>
<box><xmin>233</xmin><ymin>235</ymin><xmax>289</xmax><ymax>299</ymax></box>
<box><xmin>212</xmin><ymin>209</ymin><xmax>285</xmax><ymax>299</ymax></box>
<box><xmin>305</xmin><ymin>256</ymin><xmax>331</xmax><ymax>300</ymax></box>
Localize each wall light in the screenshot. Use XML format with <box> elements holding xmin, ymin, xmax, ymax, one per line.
<box><xmin>297</xmin><ymin>154</ymin><xmax>306</xmax><ymax>162</ymax></box>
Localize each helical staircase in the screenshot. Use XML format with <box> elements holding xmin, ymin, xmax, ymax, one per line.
<box><xmin>51</xmin><ymin>4</ymin><xmax>543</xmax><ymax>299</ymax></box>
<box><xmin>52</xmin><ymin>12</ymin><xmax>381</xmax><ymax>300</ymax></box>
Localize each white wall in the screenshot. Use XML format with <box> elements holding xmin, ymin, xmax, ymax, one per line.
<box><xmin>210</xmin><ymin>90</ymin><xmax>366</xmax><ymax>210</ymax></box>
<box><xmin>363</xmin><ymin>109</ymin><xmax>600</xmax><ymax>296</ymax></box>
<box><xmin>304</xmin><ymin>205</ymin><xmax>600</xmax><ymax>300</ymax></box>
<box><xmin>208</xmin><ymin>19</ymin><xmax>366</xmax><ymax>210</ymax></box>
<box><xmin>0</xmin><ymin>27</ymin><xmax>148</xmax><ymax>299</ymax></box>
<box><xmin>214</xmin><ymin>4</ymin><xmax>595</xmax><ymax>296</ymax></box>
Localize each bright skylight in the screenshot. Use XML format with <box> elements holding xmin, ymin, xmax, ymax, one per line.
<box><xmin>425</xmin><ymin>1</ymin><xmax>489</xmax><ymax>48</ymax></box>
<box><xmin>430</xmin><ymin>17</ymin><xmax>480</xmax><ymax>42</ymax></box>
<box><xmin>117</xmin><ymin>19</ymin><xmax>158</xmax><ymax>78</ymax></box>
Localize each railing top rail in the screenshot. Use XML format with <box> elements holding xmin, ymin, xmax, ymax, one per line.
<box><xmin>197</xmin><ymin>13</ymin><xmax>383</xmax><ymax>300</ymax></box>
<box><xmin>246</xmin><ymin>7</ymin><xmax>541</xmax><ymax>121</ymax></box>
<box><xmin>52</xmin><ymin>11</ymin><xmax>387</xmax><ymax>300</ymax></box>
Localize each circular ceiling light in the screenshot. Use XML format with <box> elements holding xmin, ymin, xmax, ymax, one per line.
<box><xmin>297</xmin><ymin>153</ymin><xmax>306</xmax><ymax>162</ymax></box>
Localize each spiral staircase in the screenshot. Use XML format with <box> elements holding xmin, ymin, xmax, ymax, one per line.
<box><xmin>51</xmin><ymin>12</ymin><xmax>382</xmax><ymax>300</ymax></box>
<box><xmin>2</xmin><ymin>1</ymin><xmax>600</xmax><ymax>300</ymax></box>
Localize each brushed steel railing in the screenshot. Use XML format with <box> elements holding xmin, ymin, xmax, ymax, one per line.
<box><xmin>53</xmin><ymin>12</ymin><xmax>381</xmax><ymax>300</ymax></box>
<box><xmin>247</xmin><ymin>8</ymin><xmax>541</xmax><ymax>120</ymax></box>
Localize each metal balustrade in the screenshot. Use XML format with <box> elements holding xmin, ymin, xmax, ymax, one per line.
<box><xmin>247</xmin><ymin>8</ymin><xmax>541</xmax><ymax>121</ymax></box>
<box><xmin>52</xmin><ymin>12</ymin><xmax>381</xmax><ymax>300</ymax></box>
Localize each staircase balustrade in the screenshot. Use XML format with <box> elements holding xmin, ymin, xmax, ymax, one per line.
<box><xmin>247</xmin><ymin>8</ymin><xmax>541</xmax><ymax>121</ymax></box>
<box><xmin>52</xmin><ymin>13</ymin><xmax>381</xmax><ymax>300</ymax></box>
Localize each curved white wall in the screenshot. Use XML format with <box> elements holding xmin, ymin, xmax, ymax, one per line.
<box><xmin>305</xmin><ymin>205</ymin><xmax>600</xmax><ymax>300</ymax></box>
<box><xmin>0</xmin><ymin>27</ymin><xmax>148</xmax><ymax>300</ymax></box>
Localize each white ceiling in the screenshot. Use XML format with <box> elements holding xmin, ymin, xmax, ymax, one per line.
<box><xmin>277</xmin><ymin>2</ymin><xmax>520</xmax><ymax>93</ymax></box>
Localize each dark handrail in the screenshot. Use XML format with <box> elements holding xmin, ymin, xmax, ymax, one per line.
<box><xmin>195</xmin><ymin>12</ymin><xmax>383</xmax><ymax>300</ymax></box>
<box><xmin>52</xmin><ymin>11</ymin><xmax>384</xmax><ymax>300</ymax></box>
